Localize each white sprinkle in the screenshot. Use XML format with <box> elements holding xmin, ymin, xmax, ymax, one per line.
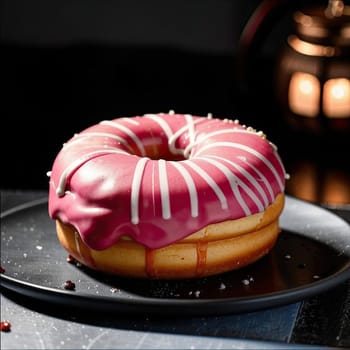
<box><xmin>219</xmin><ymin>283</ymin><xmax>226</xmax><ymax>290</ymax></box>
<box><xmin>269</xmin><ymin>141</ymin><xmax>278</xmax><ymax>151</ymax></box>
<box><xmin>36</xmin><ymin>245</ymin><xmax>43</xmax><ymax>250</ymax></box>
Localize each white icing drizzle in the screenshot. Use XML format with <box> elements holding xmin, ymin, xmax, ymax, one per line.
<box><xmin>206</xmin><ymin>155</ymin><xmax>269</xmax><ymax>207</ymax></box>
<box><xmin>121</xmin><ymin>117</ymin><xmax>139</xmax><ymax>125</ymax></box>
<box><xmin>269</xmin><ymin>141</ymin><xmax>278</xmax><ymax>151</ymax></box>
<box><xmin>100</xmin><ymin>120</ymin><xmax>146</xmax><ymax>156</ymax></box>
<box><xmin>64</xmin><ymin>132</ymin><xmax>135</xmax><ymax>153</ymax></box>
<box><xmin>168</xmin><ymin>118</ymin><xmax>204</xmax><ymax>157</ymax></box>
<box><xmin>158</xmin><ymin>159</ymin><xmax>171</xmax><ymax>220</ymax></box>
<box><xmin>183</xmin><ymin>114</ymin><xmax>196</xmax><ymax>158</ymax></box>
<box><xmin>144</xmin><ymin>114</ymin><xmax>174</xmax><ymax>140</ymax></box>
<box><xmin>271</xmin><ymin>148</ymin><xmax>286</xmax><ymax>181</ymax></box>
<box><xmin>145</xmin><ymin>113</ymin><xmax>203</xmax><ymax>158</ymax></box>
<box><xmin>144</xmin><ymin>113</ymin><xmax>198</xmax><ymax>159</ymax></box>
<box><xmin>169</xmin><ymin>161</ymin><xmax>199</xmax><ymax>218</ymax></box>
<box><xmin>130</xmin><ymin>157</ymin><xmax>149</xmax><ymax>224</ymax></box>
<box><xmin>194</xmin><ymin>142</ymin><xmax>284</xmax><ymax>192</ymax></box>
<box><xmin>200</xmin><ymin>156</ymin><xmax>265</xmax><ymax>213</ymax></box>
<box><xmin>185</xmin><ymin>128</ymin><xmax>257</xmax><ymax>157</ymax></box>
<box><xmin>237</xmin><ymin>155</ymin><xmax>274</xmax><ymax>202</ymax></box>
<box><xmin>185</xmin><ymin>161</ymin><xmax>228</xmax><ymax>210</ymax></box>
<box><xmin>56</xmin><ymin>148</ymin><xmax>128</xmax><ymax>197</ymax></box>
<box><xmin>195</xmin><ymin>128</ymin><xmax>256</xmax><ymax>145</ymax></box>
<box><xmin>198</xmin><ymin>157</ymin><xmax>252</xmax><ymax>215</ymax></box>
<box><xmin>185</xmin><ymin>114</ymin><xmax>195</xmax><ymax>145</ymax></box>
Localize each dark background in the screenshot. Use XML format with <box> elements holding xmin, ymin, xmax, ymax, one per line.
<box><xmin>1</xmin><ymin>0</ymin><xmax>349</xmax><ymax>205</ymax></box>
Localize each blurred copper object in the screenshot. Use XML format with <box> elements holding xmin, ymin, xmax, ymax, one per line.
<box><xmin>238</xmin><ymin>1</ymin><xmax>350</xmax><ymax>207</ymax></box>
<box><xmin>285</xmin><ymin>160</ymin><xmax>350</xmax><ymax>206</ymax></box>
<box><xmin>275</xmin><ymin>0</ymin><xmax>350</xmax><ymax>134</ymax></box>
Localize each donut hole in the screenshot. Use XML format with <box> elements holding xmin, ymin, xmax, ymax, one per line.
<box><xmin>139</xmin><ymin>126</ymin><xmax>193</xmax><ymax>161</ymax></box>
<box><xmin>148</xmin><ymin>153</ymin><xmax>187</xmax><ymax>162</ymax></box>
<box><xmin>143</xmin><ymin>144</ymin><xmax>187</xmax><ymax>162</ymax></box>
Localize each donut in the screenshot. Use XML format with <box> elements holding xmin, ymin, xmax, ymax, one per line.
<box><xmin>48</xmin><ymin>112</ymin><xmax>287</xmax><ymax>279</ymax></box>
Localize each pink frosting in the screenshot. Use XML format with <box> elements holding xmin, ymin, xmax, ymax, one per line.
<box><xmin>48</xmin><ymin>113</ymin><xmax>286</xmax><ymax>249</ymax></box>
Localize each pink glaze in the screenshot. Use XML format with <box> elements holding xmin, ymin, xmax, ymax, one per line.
<box><xmin>48</xmin><ymin>113</ymin><xmax>286</xmax><ymax>249</ymax></box>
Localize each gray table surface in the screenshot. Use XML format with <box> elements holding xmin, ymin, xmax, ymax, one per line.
<box><xmin>0</xmin><ymin>190</ymin><xmax>346</xmax><ymax>349</ymax></box>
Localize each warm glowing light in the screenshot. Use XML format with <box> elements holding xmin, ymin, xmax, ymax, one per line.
<box><xmin>299</xmin><ymin>79</ymin><xmax>314</xmax><ymax>94</ymax></box>
<box><xmin>289</xmin><ymin>72</ymin><xmax>320</xmax><ymax>117</ymax></box>
<box><xmin>331</xmin><ymin>85</ymin><xmax>345</xmax><ymax>99</ymax></box>
<box><xmin>286</xmin><ymin>161</ymin><xmax>350</xmax><ymax>205</ymax></box>
<box><xmin>323</xmin><ymin>78</ymin><xmax>350</xmax><ymax>118</ymax></box>
<box><xmin>288</xmin><ymin>35</ymin><xmax>336</xmax><ymax>56</ymax></box>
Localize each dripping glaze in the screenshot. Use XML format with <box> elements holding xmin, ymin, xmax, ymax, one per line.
<box><xmin>48</xmin><ymin>112</ymin><xmax>286</xmax><ymax>250</ymax></box>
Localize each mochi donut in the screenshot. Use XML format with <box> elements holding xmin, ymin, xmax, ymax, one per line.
<box><xmin>48</xmin><ymin>112</ymin><xmax>287</xmax><ymax>279</ymax></box>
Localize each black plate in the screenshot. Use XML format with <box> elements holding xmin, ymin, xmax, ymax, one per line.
<box><xmin>1</xmin><ymin>196</ymin><xmax>349</xmax><ymax>315</ymax></box>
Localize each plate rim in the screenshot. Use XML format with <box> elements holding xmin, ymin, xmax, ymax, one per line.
<box><xmin>1</xmin><ymin>195</ymin><xmax>350</xmax><ymax>315</ymax></box>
